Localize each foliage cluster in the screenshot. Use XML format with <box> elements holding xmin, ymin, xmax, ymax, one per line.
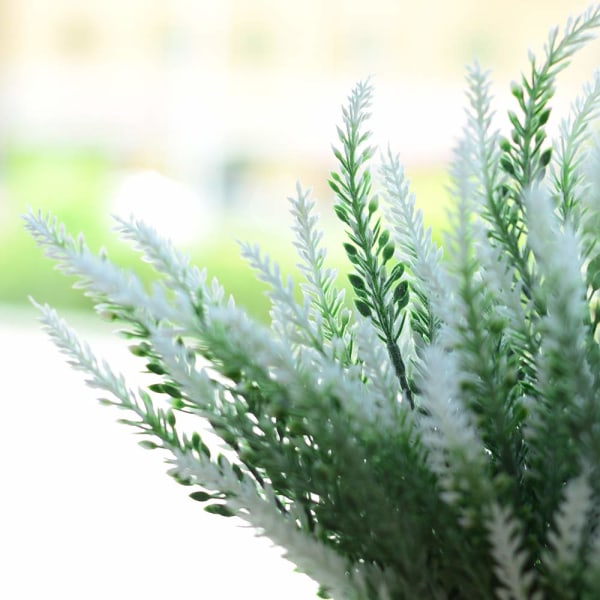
<box><xmin>25</xmin><ymin>5</ymin><xmax>600</xmax><ymax>598</ymax></box>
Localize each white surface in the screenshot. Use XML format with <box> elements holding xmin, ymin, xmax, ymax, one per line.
<box><xmin>0</xmin><ymin>306</ymin><xmax>318</xmax><ymax>599</ymax></box>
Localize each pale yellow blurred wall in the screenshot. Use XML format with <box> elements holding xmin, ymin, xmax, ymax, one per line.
<box><xmin>1</xmin><ymin>0</ymin><xmax>599</xmax><ymax>214</ymax></box>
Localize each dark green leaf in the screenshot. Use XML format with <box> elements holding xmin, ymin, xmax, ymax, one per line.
<box><xmin>371</xmin><ymin>218</ymin><xmax>382</xmax><ymax>242</ymax></box>
<box><xmin>191</xmin><ymin>432</ymin><xmax>202</xmax><ymax>450</ymax></box>
<box><xmin>146</xmin><ymin>362</ymin><xmax>166</xmax><ymax>375</ymax></box>
<box><xmin>368</xmin><ymin>196</ymin><xmax>378</xmax><ymax>214</ymax></box>
<box><xmin>499</xmin><ymin>184</ymin><xmax>511</xmax><ymax>199</ymax></box>
<box><xmin>537</xmin><ymin>107</ymin><xmax>551</xmax><ymax>126</ymax></box>
<box><xmin>388</xmin><ymin>262</ymin><xmax>405</xmax><ymax>283</ymax></box>
<box><xmin>288</xmin><ymin>418</ymin><xmax>309</xmax><ymax>436</ymax></box>
<box><xmin>164</xmin><ymin>383</ymin><xmax>183</xmax><ymax>398</ymax></box>
<box><xmin>354</xmin><ymin>299</ymin><xmax>372</xmax><ymax>318</ymax></box>
<box><xmin>394</xmin><ymin>281</ymin><xmax>409</xmax><ymax>309</ymax></box>
<box><xmin>220</xmin><ymin>430</ymin><xmax>237</xmax><ymax>447</ymax></box>
<box><xmin>347</xmin><ymin>252</ymin><xmax>361</xmax><ymax>266</ymax></box>
<box><xmin>540</xmin><ymin>147</ymin><xmax>552</xmax><ymax>168</ymax></box>
<box><xmin>377</xmin><ymin>229</ymin><xmax>390</xmax><ymax>248</ymax></box>
<box><xmin>223</xmin><ymin>367</ymin><xmax>242</xmax><ymax>381</ymax></box>
<box><xmin>166</xmin><ymin>410</ymin><xmax>176</xmax><ymax>427</ymax></box>
<box><xmin>204</xmin><ymin>504</ymin><xmax>235</xmax><ymax>517</ymax></box>
<box><xmin>190</xmin><ymin>491</ymin><xmax>213</xmax><ymax>502</ymax></box>
<box><xmin>231</xmin><ymin>464</ymin><xmax>244</xmax><ymax>481</ymax></box>
<box><xmin>129</xmin><ymin>342</ymin><xmax>151</xmax><ymax>357</ymax></box>
<box><xmin>382</xmin><ymin>243</ymin><xmax>395</xmax><ymax>263</ymax></box>
<box><xmin>533</xmin><ymin>129</ymin><xmax>547</xmax><ymax>153</ymax></box>
<box><xmin>511</xmin><ymin>402</ymin><xmax>528</xmax><ymax>426</ymax></box>
<box><xmin>333</xmin><ymin>204</ymin><xmax>349</xmax><ymax>224</ymax></box>
<box><xmin>172</xmin><ymin>474</ymin><xmax>193</xmax><ymax>486</ymax></box>
<box><xmin>348</xmin><ymin>273</ymin><xmax>366</xmax><ymax>290</ymax></box>
<box><xmin>500</xmin><ymin>157</ymin><xmax>515</xmax><ymax>176</ymax></box>
<box><xmin>343</xmin><ymin>243</ymin><xmax>358</xmax><ymax>256</ymax></box>
<box><xmin>354</xmin><ymin>285</ymin><xmax>369</xmax><ymax>300</ymax></box>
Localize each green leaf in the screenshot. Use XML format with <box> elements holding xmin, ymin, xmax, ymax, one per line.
<box><xmin>358</xmin><ymin>130</ymin><xmax>372</xmax><ymax>145</ymax></box>
<box><xmin>511</xmin><ymin>82</ymin><xmax>525</xmax><ymax>106</ymax></box>
<box><xmin>347</xmin><ymin>252</ymin><xmax>361</xmax><ymax>266</ymax></box>
<box><xmin>98</xmin><ymin>398</ymin><xmax>117</xmax><ymax>407</ymax></box>
<box><xmin>394</xmin><ymin>281</ymin><xmax>409</xmax><ymax>309</ymax></box>
<box><xmin>537</xmin><ymin>107</ymin><xmax>551</xmax><ymax>126</ymax></box>
<box><xmin>508</xmin><ymin>110</ymin><xmax>524</xmax><ymax>134</ymax></box>
<box><xmin>343</xmin><ymin>242</ymin><xmax>358</xmax><ymax>256</ymax></box>
<box><xmin>540</xmin><ymin>147</ymin><xmax>552</xmax><ymax>167</ymax></box>
<box><xmin>348</xmin><ymin>273</ymin><xmax>366</xmax><ymax>290</ymax></box>
<box><xmin>333</xmin><ymin>204</ymin><xmax>350</xmax><ymax>224</ymax></box>
<box><xmin>360</xmin><ymin>146</ymin><xmax>376</xmax><ymax>163</ymax></box>
<box><xmin>172</xmin><ymin>473</ymin><xmax>193</xmax><ymax>486</ymax></box>
<box><xmin>189</xmin><ymin>490</ymin><xmax>213</xmax><ymax>502</ymax></box>
<box><xmin>388</xmin><ymin>262</ymin><xmax>405</xmax><ymax>283</ymax></box>
<box><xmin>534</xmin><ymin>129</ymin><xmax>547</xmax><ymax>150</ymax></box>
<box><xmin>377</xmin><ymin>229</ymin><xmax>390</xmax><ymax>248</ymax></box>
<box><xmin>220</xmin><ymin>430</ymin><xmax>238</xmax><ymax>447</ymax></box>
<box><xmin>138</xmin><ymin>440</ymin><xmax>159</xmax><ymax>450</ymax></box>
<box><xmin>354</xmin><ymin>299</ymin><xmax>372</xmax><ymax>318</ymax></box>
<box><xmin>288</xmin><ymin>418</ymin><xmax>309</xmax><ymax>436</ymax></box>
<box><xmin>204</xmin><ymin>504</ymin><xmax>235</xmax><ymax>517</ymax></box>
<box><xmin>384</xmin><ymin>262</ymin><xmax>405</xmax><ymax>294</ymax></box>
<box><xmin>129</xmin><ymin>342</ymin><xmax>151</xmax><ymax>357</ymax></box>
<box><xmin>149</xmin><ymin>383</ymin><xmax>182</xmax><ymax>398</ymax></box>
<box><xmin>368</xmin><ymin>196</ymin><xmax>379</xmax><ymax>214</ymax></box>
<box><xmin>170</xmin><ymin>397</ymin><xmax>185</xmax><ymax>410</ymax></box>
<box><xmin>191</xmin><ymin>432</ymin><xmax>202</xmax><ymax>450</ymax></box>
<box><xmin>499</xmin><ymin>137</ymin><xmax>512</xmax><ymax>153</ymax></box>
<box><xmin>511</xmin><ymin>402</ymin><xmax>528</xmax><ymax>426</ymax></box>
<box><xmin>353</xmin><ymin>285</ymin><xmax>369</xmax><ymax>300</ymax></box>
<box><xmin>500</xmin><ymin>156</ymin><xmax>516</xmax><ymax>176</ymax></box>
<box><xmin>146</xmin><ymin>362</ymin><xmax>166</xmax><ymax>375</ymax></box>
<box><xmin>166</xmin><ymin>410</ymin><xmax>176</xmax><ymax>427</ymax></box>
<box><xmin>332</xmin><ymin>147</ymin><xmax>346</xmax><ymax>166</ymax></box>
<box><xmin>231</xmin><ymin>464</ymin><xmax>244</xmax><ymax>481</ymax></box>
<box><xmin>382</xmin><ymin>242</ymin><xmax>395</xmax><ymax>263</ymax></box>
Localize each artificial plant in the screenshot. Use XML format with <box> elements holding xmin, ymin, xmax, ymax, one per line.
<box><xmin>25</xmin><ymin>4</ymin><xmax>600</xmax><ymax>598</ymax></box>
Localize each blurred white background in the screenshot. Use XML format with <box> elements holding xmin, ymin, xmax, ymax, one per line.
<box><xmin>2</xmin><ymin>0</ymin><xmax>598</xmax><ymax>233</ymax></box>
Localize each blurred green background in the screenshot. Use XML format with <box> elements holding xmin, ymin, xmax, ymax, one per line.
<box><xmin>1</xmin><ymin>0</ymin><xmax>598</xmax><ymax>321</ymax></box>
